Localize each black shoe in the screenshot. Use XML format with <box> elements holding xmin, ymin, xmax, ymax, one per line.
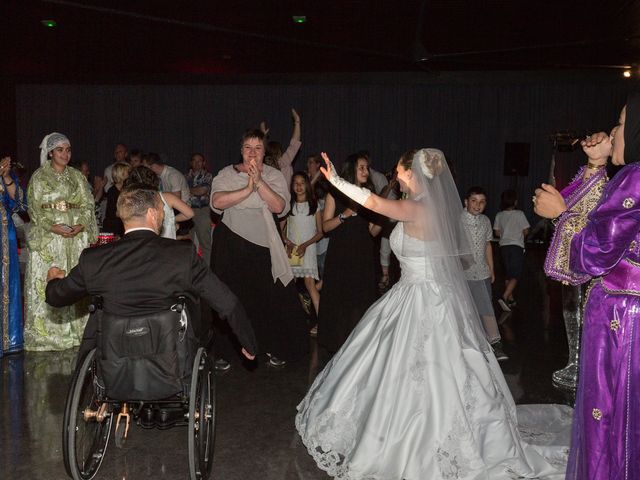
<box><xmin>266</xmin><ymin>353</ymin><xmax>286</xmax><ymax>367</ymax></box>
<box><xmin>491</xmin><ymin>342</ymin><xmax>509</xmax><ymax>362</ymax></box>
<box><xmin>214</xmin><ymin>358</ymin><xmax>231</xmax><ymax>372</ymax></box>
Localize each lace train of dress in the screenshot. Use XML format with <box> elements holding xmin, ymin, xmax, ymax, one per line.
<box><xmin>296</xmin><ymin>223</ymin><xmax>571</xmax><ymax>480</ymax></box>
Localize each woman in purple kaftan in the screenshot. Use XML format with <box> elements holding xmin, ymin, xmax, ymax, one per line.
<box><xmin>536</xmin><ymin>93</ymin><xmax>640</xmax><ymax>479</ymax></box>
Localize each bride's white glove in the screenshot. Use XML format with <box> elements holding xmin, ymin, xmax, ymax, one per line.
<box><xmin>320</xmin><ymin>152</ymin><xmax>371</xmax><ymax>206</ymax></box>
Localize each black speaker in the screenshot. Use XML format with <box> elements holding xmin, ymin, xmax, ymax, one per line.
<box><xmin>503</xmin><ymin>142</ymin><xmax>530</xmax><ymax>176</ymax></box>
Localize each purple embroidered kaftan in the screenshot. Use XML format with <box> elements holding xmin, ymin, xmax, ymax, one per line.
<box><xmin>565</xmin><ymin>162</ymin><xmax>640</xmax><ymax>479</ymax></box>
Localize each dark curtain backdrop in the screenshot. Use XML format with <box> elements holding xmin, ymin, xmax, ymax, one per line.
<box><xmin>15</xmin><ymin>76</ymin><xmax>639</xmax><ymax>220</ymax></box>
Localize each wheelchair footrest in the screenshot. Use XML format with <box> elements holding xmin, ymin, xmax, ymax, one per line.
<box><xmin>137</xmin><ymin>405</ymin><xmax>187</xmax><ymax>429</ymax></box>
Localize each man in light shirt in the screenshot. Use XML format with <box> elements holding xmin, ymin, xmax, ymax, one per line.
<box><xmin>143</xmin><ymin>152</ymin><xmax>191</xmax><ymax>203</ymax></box>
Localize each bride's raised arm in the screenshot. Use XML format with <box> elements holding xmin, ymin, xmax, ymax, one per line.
<box><xmin>319</xmin><ymin>152</ymin><xmax>420</xmax><ymax>223</ymax></box>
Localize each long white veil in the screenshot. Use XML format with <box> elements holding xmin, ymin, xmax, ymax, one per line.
<box><xmin>400</xmin><ymin>148</ymin><xmax>492</xmax><ymax>353</ymax></box>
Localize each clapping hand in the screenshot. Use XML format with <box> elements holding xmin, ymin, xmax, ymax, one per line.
<box><xmin>247</xmin><ymin>160</ymin><xmax>262</xmax><ymax>190</ymax></box>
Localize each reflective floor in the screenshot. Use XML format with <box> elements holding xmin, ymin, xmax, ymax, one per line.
<box><xmin>1</xmin><ymin>244</ymin><xmax>573</xmax><ymax>479</ymax></box>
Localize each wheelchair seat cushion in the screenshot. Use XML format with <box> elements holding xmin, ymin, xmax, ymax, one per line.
<box><xmin>97</xmin><ymin>309</ymin><xmax>194</xmax><ymax>400</ymax></box>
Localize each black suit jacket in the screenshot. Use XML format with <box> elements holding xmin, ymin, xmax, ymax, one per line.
<box><xmin>46</xmin><ymin>229</ymin><xmax>257</xmax><ymax>355</ymax></box>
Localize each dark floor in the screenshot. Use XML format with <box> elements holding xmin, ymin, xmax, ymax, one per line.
<box><xmin>0</xmin><ymin>243</ymin><xmax>574</xmax><ymax>480</ymax></box>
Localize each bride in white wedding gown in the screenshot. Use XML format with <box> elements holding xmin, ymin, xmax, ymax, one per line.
<box><xmin>295</xmin><ymin>149</ymin><xmax>572</xmax><ymax>480</ymax></box>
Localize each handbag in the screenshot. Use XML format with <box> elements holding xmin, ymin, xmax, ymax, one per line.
<box><xmin>289</xmin><ymin>247</ymin><xmax>303</xmax><ymax>267</ymax></box>
<box><xmin>286</xmin><ymin>216</ymin><xmax>304</xmax><ymax>267</ymax></box>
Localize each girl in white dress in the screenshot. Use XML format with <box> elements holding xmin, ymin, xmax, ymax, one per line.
<box><xmin>281</xmin><ymin>172</ymin><xmax>324</xmax><ymax>317</ymax></box>
<box><xmin>295</xmin><ymin>149</ymin><xmax>571</xmax><ymax>480</ymax></box>
<box><xmin>125</xmin><ymin>166</ymin><xmax>194</xmax><ymax>240</ymax></box>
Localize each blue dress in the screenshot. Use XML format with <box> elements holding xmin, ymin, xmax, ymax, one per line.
<box><xmin>1</xmin><ymin>172</ymin><xmax>27</xmax><ymax>357</ymax></box>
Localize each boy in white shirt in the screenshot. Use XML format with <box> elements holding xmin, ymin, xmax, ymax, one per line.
<box><xmin>493</xmin><ymin>189</ymin><xmax>530</xmax><ymax>312</ymax></box>
<box><xmin>462</xmin><ymin>187</ymin><xmax>507</xmax><ymax>361</ymax></box>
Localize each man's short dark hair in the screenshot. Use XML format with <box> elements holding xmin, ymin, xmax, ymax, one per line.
<box><xmin>143</xmin><ymin>152</ymin><xmax>162</xmax><ymax>166</ymax></box>
<box><xmin>117</xmin><ymin>185</ymin><xmax>159</xmax><ymax>223</ymax></box>
<box><xmin>465</xmin><ymin>186</ymin><xmax>486</xmax><ymax>200</ymax></box>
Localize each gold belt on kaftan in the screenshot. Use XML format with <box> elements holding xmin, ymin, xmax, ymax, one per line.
<box><xmin>41</xmin><ymin>201</ymin><xmax>80</xmax><ymax>211</ymax></box>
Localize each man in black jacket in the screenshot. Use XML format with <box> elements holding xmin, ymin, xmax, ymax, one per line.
<box><xmin>45</xmin><ymin>185</ymin><xmax>257</xmax><ymax>361</ymax></box>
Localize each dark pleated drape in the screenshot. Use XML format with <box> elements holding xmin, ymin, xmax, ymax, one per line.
<box><xmin>15</xmin><ymin>74</ymin><xmax>639</xmax><ymax>220</ymax></box>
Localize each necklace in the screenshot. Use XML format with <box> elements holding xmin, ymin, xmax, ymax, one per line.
<box><xmin>586</xmin><ymin>162</ymin><xmax>606</xmax><ymax>170</ymax></box>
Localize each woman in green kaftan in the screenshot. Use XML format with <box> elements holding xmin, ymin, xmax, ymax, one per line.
<box><xmin>23</xmin><ymin>133</ymin><xmax>97</xmax><ymax>351</ymax></box>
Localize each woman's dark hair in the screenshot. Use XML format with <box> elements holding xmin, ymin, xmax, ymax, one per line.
<box><xmin>500</xmin><ymin>189</ymin><xmax>518</xmax><ymax>210</ymax></box>
<box><xmin>124</xmin><ymin>165</ymin><xmax>159</xmax><ymax>190</ymax></box>
<box><xmin>265</xmin><ymin>141</ymin><xmax>284</xmax><ymax>169</ymax></box>
<box><xmin>289</xmin><ymin>171</ymin><xmax>317</xmax><ymax>215</ymax></box>
<box><xmin>240</xmin><ymin>129</ymin><xmax>266</xmax><ymax>147</ymax></box>
<box><xmin>397</xmin><ymin>149</ymin><xmax>418</xmax><ymax>170</ymax></box>
<box><xmin>313</xmin><ymin>177</ymin><xmax>330</xmax><ymax>200</ymax></box>
<box><xmin>624</xmin><ymin>92</ymin><xmax>640</xmax><ymax>163</ymax></box>
<box><xmin>340</xmin><ymin>153</ymin><xmax>374</xmax><ymax>190</ymax></box>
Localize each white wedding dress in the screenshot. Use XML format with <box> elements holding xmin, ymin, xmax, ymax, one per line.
<box><xmin>296</xmin><ymin>222</ymin><xmax>571</xmax><ymax>480</ymax></box>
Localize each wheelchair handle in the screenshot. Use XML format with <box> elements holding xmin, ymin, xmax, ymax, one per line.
<box><xmin>174</xmin><ymin>295</ymin><xmax>187</xmax><ymax>313</ymax></box>
<box><xmin>88</xmin><ymin>295</ymin><xmax>103</xmax><ymax>313</ymax></box>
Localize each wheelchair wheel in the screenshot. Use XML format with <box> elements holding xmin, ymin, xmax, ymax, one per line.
<box><xmin>188</xmin><ymin>347</ymin><xmax>215</xmax><ymax>480</ymax></box>
<box><xmin>63</xmin><ymin>349</ymin><xmax>113</xmax><ymax>480</ymax></box>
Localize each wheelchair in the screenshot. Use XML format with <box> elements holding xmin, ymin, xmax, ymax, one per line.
<box><xmin>62</xmin><ymin>296</ymin><xmax>215</xmax><ymax>480</ymax></box>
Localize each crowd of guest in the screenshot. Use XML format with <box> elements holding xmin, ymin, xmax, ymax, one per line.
<box><xmin>0</xmin><ymin>109</ymin><xmax>536</xmax><ymax>369</ymax></box>
<box><xmin>1</xmin><ymin>94</ymin><xmax>638</xmax><ymax>480</ymax></box>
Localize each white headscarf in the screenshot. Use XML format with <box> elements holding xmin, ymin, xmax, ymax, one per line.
<box><xmin>39</xmin><ymin>132</ymin><xmax>70</xmax><ymax>166</ymax></box>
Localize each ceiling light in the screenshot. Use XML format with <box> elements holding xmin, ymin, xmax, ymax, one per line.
<box><xmin>41</xmin><ymin>19</ymin><xmax>57</xmax><ymax>28</ymax></box>
<box><xmin>292</xmin><ymin>15</ymin><xmax>307</xmax><ymax>24</ymax></box>
<box><xmin>623</xmin><ymin>70</ymin><xmax>631</xmax><ymax>78</ymax></box>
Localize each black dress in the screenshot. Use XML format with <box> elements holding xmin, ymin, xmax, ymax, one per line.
<box><xmin>318</xmin><ymin>192</ymin><xmax>377</xmax><ymax>352</ymax></box>
<box><xmin>101</xmin><ymin>186</ymin><xmax>124</xmax><ymax>236</ymax></box>
<box><xmin>210</xmin><ymin>221</ymin><xmax>309</xmax><ymax>361</ymax></box>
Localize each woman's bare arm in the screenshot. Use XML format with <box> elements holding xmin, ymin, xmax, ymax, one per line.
<box><xmin>163</xmin><ymin>192</ymin><xmax>194</xmax><ymax>221</ymax></box>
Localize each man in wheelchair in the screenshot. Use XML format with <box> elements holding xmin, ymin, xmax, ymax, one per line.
<box><xmin>45</xmin><ymin>184</ymin><xmax>257</xmax><ymax>480</ymax></box>
<box><xmin>45</xmin><ymin>183</ymin><xmax>257</xmax><ymax>362</ymax></box>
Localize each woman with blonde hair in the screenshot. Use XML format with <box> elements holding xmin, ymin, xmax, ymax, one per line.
<box><xmin>102</xmin><ymin>161</ymin><xmax>131</xmax><ymax>236</ymax></box>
